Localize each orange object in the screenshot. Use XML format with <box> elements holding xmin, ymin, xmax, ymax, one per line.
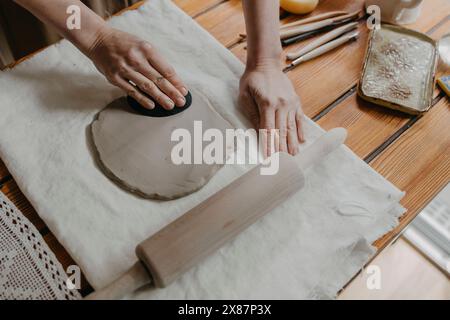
<box><xmin>280</xmin><ymin>0</ymin><xmax>319</xmax><ymax>14</ymax></box>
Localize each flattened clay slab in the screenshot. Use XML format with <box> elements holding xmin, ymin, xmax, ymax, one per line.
<box><xmin>90</xmin><ymin>90</ymin><xmax>234</xmax><ymax>200</ymax></box>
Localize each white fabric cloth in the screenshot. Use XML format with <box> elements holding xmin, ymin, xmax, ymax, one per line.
<box><xmin>0</xmin><ymin>0</ymin><xmax>405</xmax><ymax>299</ymax></box>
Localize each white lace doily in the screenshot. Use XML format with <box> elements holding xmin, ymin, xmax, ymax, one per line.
<box><xmin>0</xmin><ymin>191</ymin><xmax>81</xmax><ymax>300</ymax></box>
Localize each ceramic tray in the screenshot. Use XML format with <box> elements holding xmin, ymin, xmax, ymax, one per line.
<box><xmin>358</xmin><ymin>24</ymin><xmax>439</xmax><ymax>115</ymax></box>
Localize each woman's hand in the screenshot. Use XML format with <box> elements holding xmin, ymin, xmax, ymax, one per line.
<box><xmin>13</xmin><ymin>1</ymin><xmax>187</xmax><ymax>110</ymax></box>
<box><xmin>239</xmin><ymin>61</ymin><xmax>305</xmax><ymax>157</ymax></box>
<box><xmin>88</xmin><ymin>27</ymin><xmax>188</xmax><ymax>110</ymax></box>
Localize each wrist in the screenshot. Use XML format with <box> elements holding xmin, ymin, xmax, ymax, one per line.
<box><xmin>246</xmin><ymin>43</ymin><xmax>282</xmax><ymax>71</ymax></box>
<box><xmin>246</xmin><ymin>54</ymin><xmax>282</xmax><ymax>71</ymax></box>
<box><xmin>84</xmin><ymin>24</ymin><xmax>112</xmax><ymax>58</ymax></box>
<box><xmin>70</xmin><ymin>18</ymin><xmax>109</xmax><ymax>57</ymax></box>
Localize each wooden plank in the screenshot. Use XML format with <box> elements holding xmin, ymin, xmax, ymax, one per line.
<box><xmin>195</xmin><ymin>0</ymin><xmax>245</xmax><ymax>47</ymax></box>
<box><xmin>371</xmin><ymin>98</ymin><xmax>450</xmax><ymax>249</ymax></box>
<box><xmin>317</xmin><ymin>16</ymin><xmax>450</xmax><ymax>159</ymax></box>
<box><xmin>0</xmin><ymin>179</ymin><xmax>46</xmax><ymax>232</ymax></box>
<box><xmin>318</xmin><ymin>95</ymin><xmax>411</xmax><ymax>159</ymax></box>
<box><xmin>115</xmin><ymin>0</ymin><xmax>225</xmax><ymax>18</ymax></box>
<box><xmin>0</xmin><ymin>159</ymin><xmax>9</xmax><ymax>180</ymax></box>
<box><xmin>173</xmin><ymin>0</ymin><xmax>226</xmax><ymax>18</ymax></box>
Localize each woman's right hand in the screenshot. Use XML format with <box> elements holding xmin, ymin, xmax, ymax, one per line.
<box><xmin>88</xmin><ymin>27</ymin><xmax>188</xmax><ymax>110</ymax></box>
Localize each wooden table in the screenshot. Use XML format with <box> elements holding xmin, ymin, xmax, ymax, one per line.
<box><xmin>0</xmin><ymin>0</ymin><xmax>449</xmax><ymax>296</ymax></box>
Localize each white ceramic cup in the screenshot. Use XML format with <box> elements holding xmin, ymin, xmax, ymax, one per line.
<box><xmin>365</xmin><ymin>0</ymin><xmax>424</xmax><ymax>25</ymax></box>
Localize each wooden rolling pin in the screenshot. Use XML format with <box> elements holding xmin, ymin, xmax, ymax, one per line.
<box><xmin>86</xmin><ymin>128</ymin><xmax>347</xmax><ymax>300</ymax></box>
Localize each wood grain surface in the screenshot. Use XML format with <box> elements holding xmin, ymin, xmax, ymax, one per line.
<box><xmin>0</xmin><ymin>159</ymin><xmax>8</xmax><ymax>181</ymax></box>
<box><xmin>173</xmin><ymin>0</ymin><xmax>226</xmax><ymax>17</ymax></box>
<box><xmin>371</xmin><ymin>97</ymin><xmax>450</xmax><ymax>249</ymax></box>
<box><xmin>196</xmin><ymin>0</ymin><xmax>246</xmax><ymax>48</ymax></box>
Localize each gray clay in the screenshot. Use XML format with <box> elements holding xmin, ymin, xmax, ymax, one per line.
<box><xmin>90</xmin><ymin>90</ymin><xmax>234</xmax><ymax>200</ymax></box>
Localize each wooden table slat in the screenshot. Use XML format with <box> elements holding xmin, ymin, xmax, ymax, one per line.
<box><xmin>0</xmin><ymin>159</ymin><xmax>9</xmax><ymax>181</ymax></box>
<box><xmin>173</xmin><ymin>0</ymin><xmax>226</xmax><ymax>18</ymax></box>
<box><xmin>371</xmin><ymin>97</ymin><xmax>450</xmax><ymax>249</ymax></box>
<box><xmin>317</xmin><ymin>95</ymin><xmax>411</xmax><ymax>159</ymax></box>
<box><xmin>195</xmin><ymin>0</ymin><xmax>245</xmax><ymax>48</ymax></box>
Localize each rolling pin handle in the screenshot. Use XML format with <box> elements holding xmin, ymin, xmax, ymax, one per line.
<box><xmin>84</xmin><ymin>261</ymin><xmax>151</xmax><ymax>300</ymax></box>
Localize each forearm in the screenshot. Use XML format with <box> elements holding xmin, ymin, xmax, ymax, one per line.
<box><xmin>14</xmin><ymin>0</ymin><xmax>106</xmax><ymax>55</ymax></box>
<box><xmin>242</xmin><ymin>0</ymin><xmax>282</xmax><ymax>69</ymax></box>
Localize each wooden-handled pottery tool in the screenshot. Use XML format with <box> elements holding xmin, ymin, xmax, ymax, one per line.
<box><xmin>86</xmin><ymin>128</ymin><xmax>347</xmax><ymax>300</ymax></box>
<box><xmin>280</xmin><ymin>10</ymin><xmax>361</xmax><ymax>40</ymax></box>
<box><xmin>284</xmin><ymin>30</ymin><xmax>360</xmax><ymax>72</ymax></box>
<box><xmin>286</xmin><ymin>22</ymin><xmax>359</xmax><ymax>61</ymax></box>
<box><xmin>241</xmin><ymin>11</ymin><xmax>348</xmax><ymax>41</ymax></box>
<box><xmin>280</xmin><ymin>11</ymin><xmax>348</xmax><ymax>30</ymax></box>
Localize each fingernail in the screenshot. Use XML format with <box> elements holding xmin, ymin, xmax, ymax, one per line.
<box><xmin>176</xmin><ymin>96</ymin><xmax>186</xmax><ymax>107</ymax></box>
<box><xmin>180</xmin><ymin>87</ymin><xmax>188</xmax><ymax>96</ymax></box>
<box><xmin>146</xmin><ymin>101</ymin><xmax>155</xmax><ymax>109</ymax></box>
<box><xmin>166</xmin><ymin>99</ymin><xmax>175</xmax><ymax>109</ymax></box>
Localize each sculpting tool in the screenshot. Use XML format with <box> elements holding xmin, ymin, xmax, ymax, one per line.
<box><xmin>281</xmin><ymin>24</ymin><xmax>337</xmax><ymax>47</ymax></box>
<box><xmin>284</xmin><ymin>30</ymin><xmax>360</xmax><ymax>72</ymax></box>
<box><xmin>86</xmin><ymin>128</ymin><xmax>347</xmax><ymax>300</ymax></box>
<box><xmin>280</xmin><ymin>10</ymin><xmax>361</xmax><ymax>40</ymax></box>
<box><xmin>286</xmin><ymin>22</ymin><xmax>358</xmax><ymax>61</ymax></box>
<box><xmin>241</xmin><ymin>11</ymin><xmax>348</xmax><ymax>41</ymax></box>
<box><xmin>280</xmin><ymin>11</ymin><xmax>348</xmax><ymax>30</ymax></box>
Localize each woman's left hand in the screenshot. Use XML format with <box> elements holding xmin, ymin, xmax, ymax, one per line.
<box><xmin>239</xmin><ymin>61</ymin><xmax>305</xmax><ymax>157</ymax></box>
